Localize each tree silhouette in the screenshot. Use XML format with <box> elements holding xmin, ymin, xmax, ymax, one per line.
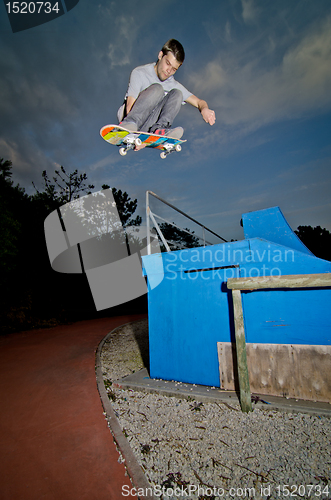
<box><xmin>1</xmin><ymin>161</ymin><xmax>145</xmax><ymax>333</ymax></box>
<box><xmin>0</xmin><ymin>159</ymin><xmax>30</xmax><ymax>285</ymax></box>
<box><xmin>295</xmin><ymin>225</ymin><xmax>331</xmax><ymax>261</ymax></box>
<box><xmin>158</xmin><ymin>222</ymin><xmax>200</xmax><ymax>251</ymax></box>
<box><xmin>0</xmin><ymin>158</ymin><xmax>13</xmax><ymax>179</ymax></box>
<box><xmin>31</xmin><ymin>171</ymin><xmax>141</xmax><ymax>228</ymax></box>
<box><xmin>32</xmin><ymin>166</ymin><xmax>95</xmax><ymax>212</ymax></box>
<box><xmin>102</xmin><ymin>185</ymin><xmax>142</xmax><ymax>228</ymax></box>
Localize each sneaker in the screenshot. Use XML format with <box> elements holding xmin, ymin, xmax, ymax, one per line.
<box><xmin>120</xmin><ymin>121</ymin><xmax>138</xmax><ymax>132</ymax></box>
<box><xmin>153</xmin><ymin>127</ymin><xmax>184</xmax><ymax>139</ymax></box>
<box><xmin>166</xmin><ymin>127</ymin><xmax>184</xmax><ymax>139</ymax></box>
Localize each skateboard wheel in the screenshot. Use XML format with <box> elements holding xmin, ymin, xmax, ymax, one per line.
<box><xmin>175</xmin><ymin>144</ymin><xmax>182</xmax><ymax>152</ymax></box>
<box><xmin>135</xmin><ymin>138</ymin><xmax>142</xmax><ymax>147</ymax></box>
<box><xmin>160</xmin><ymin>152</ymin><xmax>167</xmax><ymax>159</ymax></box>
<box><xmin>119</xmin><ymin>147</ymin><xmax>127</xmax><ymax>156</ymax></box>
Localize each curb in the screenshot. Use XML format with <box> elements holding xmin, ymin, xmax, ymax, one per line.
<box><xmin>113</xmin><ymin>368</ymin><xmax>331</xmax><ymax>418</ymax></box>
<box><xmin>95</xmin><ymin>320</ymin><xmax>156</xmax><ymax>500</ymax></box>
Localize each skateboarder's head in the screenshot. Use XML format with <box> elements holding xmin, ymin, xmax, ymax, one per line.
<box><xmin>155</xmin><ymin>39</ymin><xmax>185</xmax><ymax>81</ymax></box>
<box><xmin>161</xmin><ymin>39</ymin><xmax>185</xmax><ymax>64</ymax></box>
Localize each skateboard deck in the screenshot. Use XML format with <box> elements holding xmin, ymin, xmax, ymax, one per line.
<box><xmin>100</xmin><ymin>124</ymin><xmax>186</xmax><ymax>159</ymax></box>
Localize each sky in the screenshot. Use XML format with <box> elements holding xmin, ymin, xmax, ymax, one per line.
<box><xmin>1</xmin><ymin>0</ymin><xmax>331</xmax><ymax>243</ymax></box>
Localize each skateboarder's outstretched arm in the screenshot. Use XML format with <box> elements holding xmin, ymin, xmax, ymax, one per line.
<box><xmin>185</xmin><ymin>95</ymin><xmax>216</xmax><ymax>126</ymax></box>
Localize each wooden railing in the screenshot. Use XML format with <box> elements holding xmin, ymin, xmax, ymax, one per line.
<box><xmin>226</xmin><ymin>273</ymin><xmax>331</xmax><ymax>412</ymax></box>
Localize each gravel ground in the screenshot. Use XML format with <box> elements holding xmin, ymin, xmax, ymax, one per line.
<box><xmin>100</xmin><ymin>319</ymin><xmax>331</xmax><ymax>500</ymax></box>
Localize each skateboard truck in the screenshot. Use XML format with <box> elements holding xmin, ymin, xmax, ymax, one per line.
<box><xmin>119</xmin><ymin>134</ymin><xmax>142</xmax><ymax>156</ymax></box>
<box><xmin>160</xmin><ymin>143</ymin><xmax>182</xmax><ymax>159</ymax></box>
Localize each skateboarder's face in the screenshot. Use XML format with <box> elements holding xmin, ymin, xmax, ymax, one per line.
<box><xmin>155</xmin><ymin>51</ymin><xmax>181</xmax><ymax>81</ymax></box>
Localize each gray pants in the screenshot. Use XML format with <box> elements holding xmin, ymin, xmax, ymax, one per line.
<box><xmin>121</xmin><ymin>83</ymin><xmax>183</xmax><ymax>133</ymax></box>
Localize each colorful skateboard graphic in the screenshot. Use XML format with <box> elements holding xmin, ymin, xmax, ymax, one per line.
<box><xmin>100</xmin><ymin>124</ymin><xmax>186</xmax><ymax>159</ymax></box>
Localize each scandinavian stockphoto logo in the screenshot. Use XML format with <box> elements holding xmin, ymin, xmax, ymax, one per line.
<box><xmin>44</xmin><ymin>188</ymin><xmax>163</xmax><ymax>311</ymax></box>
<box><xmin>3</xmin><ymin>0</ymin><xmax>80</xmax><ymax>33</ymax></box>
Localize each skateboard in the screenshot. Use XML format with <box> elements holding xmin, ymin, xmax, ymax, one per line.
<box><xmin>100</xmin><ymin>124</ymin><xmax>186</xmax><ymax>159</ymax></box>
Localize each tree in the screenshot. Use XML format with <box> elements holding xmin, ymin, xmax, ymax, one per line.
<box><xmin>32</xmin><ymin>166</ymin><xmax>95</xmax><ymax>212</ymax></box>
<box><xmin>0</xmin><ymin>159</ymin><xmax>30</xmax><ymax>285</ymax></box>
<box><xmin>102</xmin><ymin>185</ymin><xmax>142</xmax><ymax>228</ymax></box>
<box><xmin>31</xmin><ymin>170</ymin><xmax>142</xmax><ymax>228</ymax></box>
<box><xmin>295</xmin><ymin>225</ymin><xmax>331</xmax><ymax>261</ymax></box>
<box><xmin>1</xmin><ymin>162</ymin><xmax>144</xmax><ymax>333</ymax></box>
<box><xmin>158</xmin><ymin>222</ymin><xmax>200</xmax><ymax>251</ymax></box>
<box><xmin>0</xmin><ymin>158</ymin><xmax>13</xmax><ymax>180</ymax></box>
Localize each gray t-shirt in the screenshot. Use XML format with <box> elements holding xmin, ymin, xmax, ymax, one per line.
<box><xmin>117</xmin><ymin>63</ymin><xmax>192</xmax><ymax>122</ymax></box>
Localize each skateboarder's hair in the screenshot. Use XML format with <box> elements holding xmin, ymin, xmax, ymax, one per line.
<box><xmin>161</xmin><ymin>39</ymin><xmax>185</xmax><ymax>64</ymax></box>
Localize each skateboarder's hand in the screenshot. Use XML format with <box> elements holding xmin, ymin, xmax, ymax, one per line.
<box><xmin>185</xmin><ymin>96</ymin><xmax>216</xmax><ymax>125</ymax></box>
<box><xmin>201</xmin><ymin>108</ymin><xmax>216</xmax><ymax>126</ymax></box>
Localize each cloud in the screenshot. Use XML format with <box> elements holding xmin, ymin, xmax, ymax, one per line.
<box><xmin>0</xmin><ymin>136</ymin><xmax>59</xmax><ymax>192</ymax></box>
<box><xmin>188</xmin><ymin>15</ymin><xmax>331</xmax><ymax>132</ymax></box>
<box><xmin>241</xmin><ymin>0</ymin><xmax>260</xmax><ymax>24</ymax></box>
<box><xmin>89</xmin><ymin>155</ymin><xmax>114</xmax><ymax>172</ymax></box>
<box><xmin>282</xmin><ymin>19</ymin><xmax>331</xmax><ymax>109</ymax></box>
<box><xmin>0</xmin><ymin>77</ymin><xmax>75</xmax><ymax>124</ymax></box>
<box><xmin>107</xmin><ymin>15</ymin><xmax>138</xmax><ymax>68</ymax></box>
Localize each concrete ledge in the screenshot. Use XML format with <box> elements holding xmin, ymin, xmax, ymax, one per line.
<box><xmin>114</xmin><ymin>368</ymin><xmax>331</xmax><ymax>418</ymax></box>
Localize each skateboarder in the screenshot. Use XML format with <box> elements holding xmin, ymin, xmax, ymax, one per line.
<box><xmin>118</xmin><ymin>39</ymin><xmax>216</xmax><ymax>140</ymax></box>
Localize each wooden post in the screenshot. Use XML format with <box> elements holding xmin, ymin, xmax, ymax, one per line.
<box><xmin>227</xmin><ymin>272</ymin><xmax>331</xmax><ymax>412</ymax></box>
<box><xmin>231</xmin><ymin>289</ymin><xmax>252</xmax><ymax>413</ymax></box>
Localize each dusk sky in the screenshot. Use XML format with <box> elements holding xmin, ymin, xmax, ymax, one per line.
<box><xmin>1</xmin><ymin>0</ymin><xmax>331</xmax><ymax>242</ymax></box>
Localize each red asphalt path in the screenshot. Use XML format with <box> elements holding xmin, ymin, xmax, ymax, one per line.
<box><xmin>0</xmin><ymin>315</ymin><xmax>146</xmax><ymax>500</ymax></box>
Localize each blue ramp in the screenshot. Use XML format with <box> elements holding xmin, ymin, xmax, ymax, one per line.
<box><xmin>142</xmin><ymin>207</ymin><xmax>331</xmax><ymax>388</ymax></box>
